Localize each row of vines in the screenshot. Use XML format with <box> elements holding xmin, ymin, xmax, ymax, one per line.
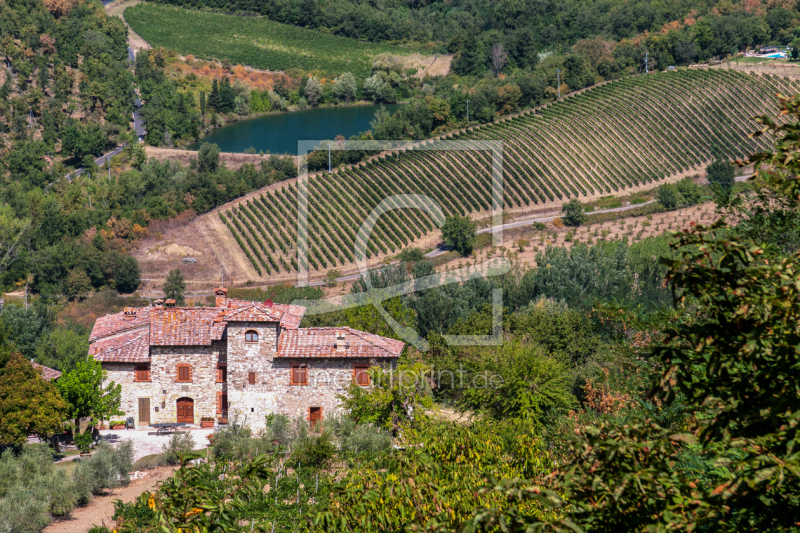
<box><xmin>218</xmin><ymin>70</ymin><xmax>798</xmax><ymax>276</ymax></box>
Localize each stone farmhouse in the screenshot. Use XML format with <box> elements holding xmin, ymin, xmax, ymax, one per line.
<box><xmin>88</xmin><ymin>288</ymin><xmax>404</xmax><ymax>429</ymax></box>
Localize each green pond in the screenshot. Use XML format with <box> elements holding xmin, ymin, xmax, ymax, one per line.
<box><xmin>189</xmin><ymin>104</ymin><xmax>402</xmax><ymax>154</ymax></box>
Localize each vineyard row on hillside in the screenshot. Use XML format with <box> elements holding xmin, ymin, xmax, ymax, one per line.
<box><xmin>217</xmin><ymin>70</ymin><xmax>797</xmax><ymax>277</ymax></box>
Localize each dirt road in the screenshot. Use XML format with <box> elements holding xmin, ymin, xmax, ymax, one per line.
<box><xmin>44</xmin><ymin>466</ymin><xmax>176</xmax><ymax>533</ymax></box>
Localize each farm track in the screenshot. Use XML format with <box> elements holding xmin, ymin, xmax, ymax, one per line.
<box><xmin>195</xmin><ymin>70</ymin><xmax>796</xmax><ymax>283</ymax></box>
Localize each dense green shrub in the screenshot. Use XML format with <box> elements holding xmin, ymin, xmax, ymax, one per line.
<box><xmin>290</xmin><ymin>431</ymin><xmax>337</xmax><ymax>469</ymax></box>
<box><xmin>0</xmin><ymin>443</ymin><xmax>130</xmax><ymax>532</ymax></box>
<box><xmin>561</xmin><ymin>198</ymin><xmax>586</xmax><ymax>227</ymax></box>
<box><xmin>74</xmin><ymin>441</ymin><xmax>135</xmax><ymax>498</ymax></box>
<box><xmin>73</xmin><ymin>433</ymin><xmax>93</xmax><ymax>454</ymax></box>
<box><xmin>161</xmin><ymin>432</ymin><xmax>196</xmax><ymax>465</ymax></box>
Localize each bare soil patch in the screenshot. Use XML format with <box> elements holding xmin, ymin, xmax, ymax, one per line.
<box><xmin>106</xmin><ymin>0</ymin><xmax>152</xmax><ymax>51</ymax></box>
<box><xmin>144</xmin><ymin>147</ymin><xmax>293</xmax><ymax>170</ymax></box>
<box><xmin>43</xmin><ymin>466</ymin><xmax>176</xmax><ymax>533</ymax></box>
<box><xmin>435</xmin><ymin>202</ymin><xmax>717</xmax><ymax>274</ymax></box>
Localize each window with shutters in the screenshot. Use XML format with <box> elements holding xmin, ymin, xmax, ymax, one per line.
<box><xmin>176</xmin><ymin>364</ymin><xmax>192</xmax><ymax>382</ymax></box>
<box><xmin>248</xmin><ymin>372</ymin><xmax>256</xmax><ymax>385</ymax></box>
<box><xmin>245</xmin><ymin>330</ymin><xmax>259</xmax><ymax>343</ymax></box>
<box><xmin>216</xmin><ymin>392</ymin><xmax>228</xmax><ymax>414</ymax></box>
<box><xmin>290</xmin><ymin>364</ymin><xmax>308</xmax><ymax>386</ymax></box>
<box><xmin>134</xmin><ymin>364</ymin><xmax>151</xmax><ymax>382</ymax></box>
<box><xmin>216</xmin><ymin>364</ymin><xmax>227</xmax><ymax>383</ymax></box>
<box><xmin>352</xmin><ymin>364</ymin><xmax>370</xmax><ymax>386</ymax></box>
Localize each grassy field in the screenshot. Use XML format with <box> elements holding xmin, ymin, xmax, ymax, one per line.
<box><xmin>125</xmin><ymin>3</ymin><xmax>412</xmax><ymax>76</ymax></box>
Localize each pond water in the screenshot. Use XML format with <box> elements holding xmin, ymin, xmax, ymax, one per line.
<box><xmin>189</xmin><ymin>104</ymin><xmax>402</xmax><ymax>154</ymax></box>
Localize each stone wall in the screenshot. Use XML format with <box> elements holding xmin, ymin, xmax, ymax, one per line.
<box><xmin>145</xmin><ymin>342</ymin><xmax>226</xmax><ymax>425</ymax></box>
<box><xmin>225</xmin><ymin>321</ymin><xmax>279</xmax><ymax>429</ymax></box>
<box><xmin>102</xmin><ymin>363</ymin><xmax>143</xmax><ymax>421</ymax></box>
<box><xmin>101</xmin><ymin>322</ymin><xmax>398</xmax><ymax>430</ymax></box>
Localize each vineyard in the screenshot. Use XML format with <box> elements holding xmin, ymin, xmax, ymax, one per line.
<box><xmin>204</xmin><ymin>70</ymin><xmax>798</xmax><ymax>279</ymax></box>
<box><xmin>124</xmin><ymin>3</ymin><xmax>413</xmax><ymax>77</ymax></box>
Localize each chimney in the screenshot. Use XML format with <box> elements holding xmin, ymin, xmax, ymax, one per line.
<box><xmin>263</xmin><ymin>299</ymin><xmax>273</xmax><ymax>308</ymax></box>
<box><xmin>165</xmin><ymin>299</ymin><xmax>176</xmax><ymax>308</ymax></box>
<box><xmin>335</xmin><ymin>330</ymin><xmax>347</xmax><ymax>351</ymax></box>
<box><xmin>215</xmin><ymin>286</ymin><xmax>228</xmax><ymax>308</ymax></box>
<box><xmin>123</xmin><ymin>307</ymin><xmax>136</xmax><ymax>319</ymax></box>
<box><xmin>154</xmin><ymin>299</ymin><xmax>165</xmax><ymax>308</ymax></box>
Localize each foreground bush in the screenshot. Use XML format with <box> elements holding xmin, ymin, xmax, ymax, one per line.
<box><xmin>0</xmin><ymin>441</ymin><xmax>130</xmax><ymax>533</ymax></box>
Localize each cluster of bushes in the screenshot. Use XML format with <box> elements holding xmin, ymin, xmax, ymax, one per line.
<box><xmin>207</xmin><ymin>413</ymin><xmax>391</xmax><ymax>466</ymax></box>
<box><xmin>656</xmin><ymin>176</ymin><xmax>704</xmax><ymax>209</ymax></box>
<box><xmin>0</xmin><ymin>442</ymin><xmax>133</xmax><ymax>533</ymax></box>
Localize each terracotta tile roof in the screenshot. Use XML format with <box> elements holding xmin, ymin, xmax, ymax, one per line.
<box><xmin>89</xmin><ymin>308</ymin><xmax>151</xmax><ymax>342</ymax></box>
<box><xmin>31</xmin><ymin>361</ymin><xmax>61</xmax><ymax>381</ymax></box>
<box><xmin>273</xmin><ymin>304</ymin><xmax>306</xmax><ymax>329</ymax></box>
<box><xmin>277</xmin><ymin>327</ymin><xmax>404</xmax><ymax>358</ymax></box>
<box><xmin>149</xmin><ymin>308</ymin><xmax>225</xmax><ymax>346</ymax></box>
<box><xmin>90</xmin><ymin>331</ymin><xmax>150</xmax><ymax>362</ymax></box>
<box><xmin>222</xmin><ymin>300</ymin><xmax>283</xmax><ymax>322</ymax></box>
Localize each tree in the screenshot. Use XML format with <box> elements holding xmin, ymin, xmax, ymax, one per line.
<box><xmin>208</xmin><ymin>79</ymin><xmax>220</xmax><ymax>111</ymax></box>
<box><xmin>561</xmin><ymin>199</ymin><xmax>586</xmax><ymax>226</ymax></box>
<box><xmin>656</xmin><ymin>183</ymin><xmax>684</xmax><ymax>209</ymax></box>
<box><xmin>706</xmin><ymin>159</ymin><xmax>735</xmax><ymax>193</ymax></box>
<box><xmin>792</xmin><ymin>37</ymin><xmax>800</xmax><ymax>60</ymax></box>
<box><xmin>458</xmin><ymin>343</ymin><xmax>575</xmax><ymax>421</ymax></box>
<box><xmin>197</xmin><ymin>142</ymin><xmax>220</xmax><ymax>174</ymax></box>
<box><xmin>304</xmin><ymin>76</ymin><xmax>323</xmax><ymax>107</ymax></box>
<box><xmin>114</xmin><ymin>255</ymin><xmax>141</xmax><ymax>294</ymax></box>
<box><xmin>333</xmin><ymin>72</ymin><xmax>356</xmax><ymax>102</ymax></box>
<box><xmin>0</xmin><ymin>204</ymin><xmax>30</xmax><ymax>278</ymax></box>
<box><xmin>324</xmin><ymin>269</ymin><xmax>341</xmax><ymax>287</ymax></box>
<box><xmin>452</xmin><ymin>38</ymin><xmax>483</xmax><ymax>76</ymax></box>
<box><xmin>441</xmin><ymin>215</ymin><xmax>477</xmax><ymax>256</ymax></box>
<box><xmin>63</xmin><ymin>268</ymin><xmax>92</xmax><ymax>301</ymax></box>
<box><xmin>489</xmin><ymin>43</ymin><xmax>508</xmax><ymax>77</ymax></box>
<box><xmin>339</xmin><ymin>362</ymin><xmax>433</xmax><ymax>434</ymax></box>
<box><xmin>58</xmin><ymin>358</ymin><xmax>122</xmax><ymax>433</ymax></box>
<box><xmin>163</xmin><ymin>269</ymin><xmax>186</xmax><ymax>305</ymax></box>
<box><xmin>0</xmin><ymin>354</ymin><xmax>68</xmax><ymax>447</ymax></box>
<box><xmin>34</xmin><ymin>329</ymin><xmax>89</xmax><ymax>373</ymax></box>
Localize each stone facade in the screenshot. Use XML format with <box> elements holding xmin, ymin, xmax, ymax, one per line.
<box><xmin>92</xmin><ymin>291</ymin><xmax>404</xmax><ymax>430</ymax></box>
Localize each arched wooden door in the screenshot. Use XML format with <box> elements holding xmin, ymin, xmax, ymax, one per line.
<box><xmin>177</xmin><ymin>397</ymin><xmax>194</xmax><ymax>424</ymax></box>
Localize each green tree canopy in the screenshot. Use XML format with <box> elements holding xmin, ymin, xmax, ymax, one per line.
<box><xmin>441</xmin><ymin>214</ymin><xmax>477</xmax><ymax>256</ymax></box>
<box><xmin>560</xmin><ymin>198</ymin><xmax>586</xmax><ymax>226</ymax></box>
<box><xmin>34</xmin><ymin>329</ymin><xmax>89</xmax><ymax>374</ymax></box>
<box><xmin>57</xmin><ymin>358</ymin><xmax>122</xmax><ymax>433</ymax></box>
<box><xmin>163</xmin><ymin>268</ymin><xmax>186</xmax><ymax>306</ymax></box>
<box><xmin>0</xmin><ymin>354</ymin><xmax>68</xmax><ymax>447</ymax></box>
<box><xmin>706</xmin><ymin>159</ymin><xmax>736</xmax><ymax>193</ymax></box>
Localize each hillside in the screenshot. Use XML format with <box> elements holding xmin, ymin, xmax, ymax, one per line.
<box><xmin>192</xmin><ymin>69</ymin><xmax>793</xmax><ymax>282</ymax></box>
<box><xmin>124</xmin><ymin>3</ymin><xmax>418</xmax><ymax>77</ymax></box>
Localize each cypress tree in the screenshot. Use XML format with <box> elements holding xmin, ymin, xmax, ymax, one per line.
<box><xmin>208</xmin><ymin>79</ymin><xmax>220</xmax><ymax>111</ymax></box>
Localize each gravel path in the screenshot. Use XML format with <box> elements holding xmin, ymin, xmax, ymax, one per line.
<box><xmin>100</xmin><ymin>428</ymin><xmax>215</xmax><ymax>461</ymax></box>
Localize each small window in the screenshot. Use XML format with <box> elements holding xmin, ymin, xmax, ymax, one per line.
<box><xmin>134</xmin><ymin>364</ymin><xmax>151</xmax><ymax>382</ymax></box>
<box><xmin>353</xmin><ymin>364</ymin><xmax>370</xmax><ymax>386</ymax></box>
<box><xmin>245</xmin><ymin>330</ymin><xmax>259</xmax><ymax>343</ymax></box>
<box><xmin>216</xmin><ymin>364</ymin><xmax>227</xmax><ymax>383</ymax></box>
<box><xmin>176</xmin><ymin>364</ymin><xmax>191</xmax><ymax>382</ymax></box>
<box><xmin>290</xmin><ymin>364</ymin><xmax>308</xmax><ymax>386</ymax></box>
<box><xmin>248</xmin><ymin>372</ymin><xmax>256</xmax><ymax>385</ymax></box>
